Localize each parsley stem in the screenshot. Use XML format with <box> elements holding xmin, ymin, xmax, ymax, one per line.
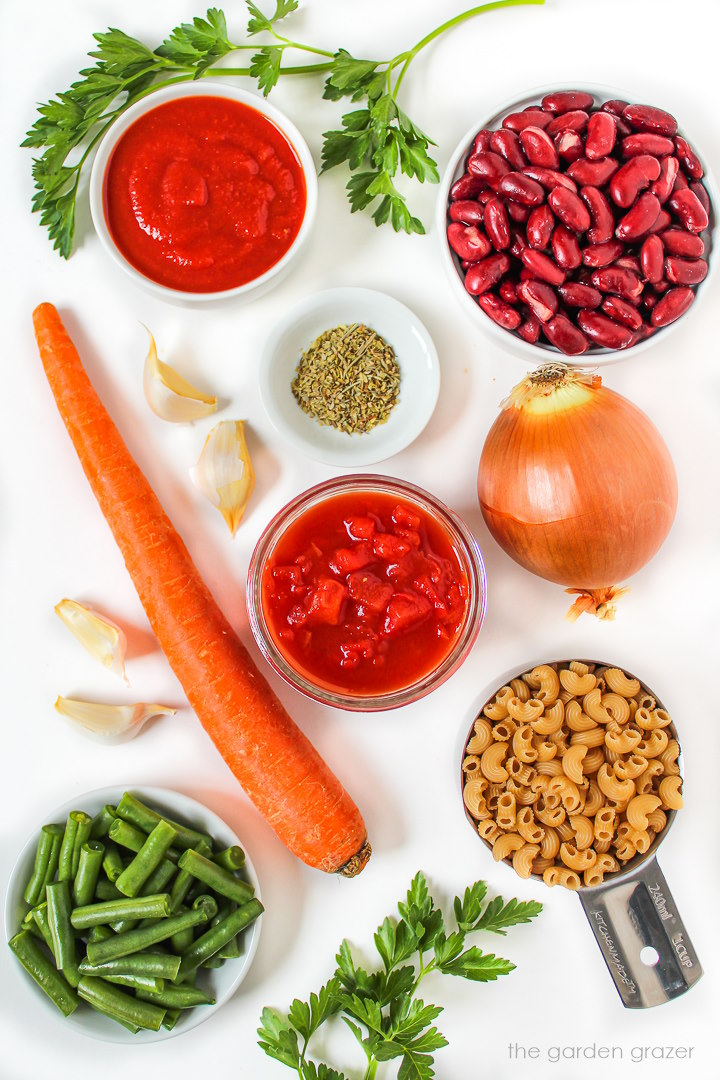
<box><xmin>202</xmin><ymin>62</ymin><xmax>333</xmax><ymax>76</ymax></box>
<box><xmin>363</xmin><ymin>1060</ymin><xmax>379</xmax><ymax>1080</ymax></box>
<box><xmin>271</xmin><ymin>34</ymin><xmax>336</xmax><ymax>59</ymax></box>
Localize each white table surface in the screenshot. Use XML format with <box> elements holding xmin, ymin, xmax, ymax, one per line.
<box><xmin>1</xmin><ymin>0</ymin><xmax>718</xmax><ymax>1077</ymax></box>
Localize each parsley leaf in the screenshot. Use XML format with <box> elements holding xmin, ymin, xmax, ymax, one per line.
<box><xmin>257</xmin><ymin>1007</ymin><xmax>301</xmax><ymax>1068</ymax></box>
<box><xmin>436</xmin><ymin>946</ymin><xmax>516</xmax><ymax>981</ymax></box>
<box><xmin>246</xmin><ymin>0</ymin><xmax>299</xmax><ymax>36</ymax></box>
<box><xmin>250</xmin><ymin>46</ymin><xmax>283</xmax><ymax>95</ymax></box>
<box><xmin>474</xmin><ymin>896</ymin><xmax>544</xmax><ymax>936</ymax></box>
<box><xmin>156</xmin><ymin>9</ymin><xmax>235</xmax><ymax>73</ymax></box>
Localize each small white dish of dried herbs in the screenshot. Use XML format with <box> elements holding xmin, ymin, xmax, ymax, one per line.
<box><xmin>259</xmin><ymin>287</ymin><xmax>440</xmax><ymax>466</ymax></box>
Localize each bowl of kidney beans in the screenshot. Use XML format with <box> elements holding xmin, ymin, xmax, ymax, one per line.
<box><xmin>439</xmin><ymin>86</ymin><xmax>715</xmax><ymax>361</ymax></box>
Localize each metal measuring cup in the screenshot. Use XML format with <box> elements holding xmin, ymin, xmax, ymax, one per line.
<box><xmin>461</xmin><ymin>658</ymin><xmax>702</xmax><ymax>1008</ymax></box>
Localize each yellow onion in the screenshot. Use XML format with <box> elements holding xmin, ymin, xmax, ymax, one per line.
<box><xmin>477</xmin><ymin>364</ymin><xmax>677</xmax><ymax>620</ymax></box>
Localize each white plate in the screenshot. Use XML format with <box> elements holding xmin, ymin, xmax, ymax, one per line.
<box><xmin>4</xmin><ymin>786</ymin><xmax>262</xmax><ymax>1044</ymax></box>
<box><xmin>259</xmin><ymin>287</ymin><xmax>440</xmax><ymax>465</ymax></box>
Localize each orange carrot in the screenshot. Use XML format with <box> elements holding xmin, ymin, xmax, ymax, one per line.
<box><xmin>33</xmin><ymin>303</ymin><xmax>370</xmax><ymax>877</ymax></box>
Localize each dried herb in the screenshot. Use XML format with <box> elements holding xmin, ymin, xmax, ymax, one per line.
<box><xmin>291</xmin><ymin>324</ymin><xmax>400</xmax><ymax>435</ymax></box>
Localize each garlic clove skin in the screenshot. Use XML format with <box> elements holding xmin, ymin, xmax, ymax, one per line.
<box><xmin>55</xmin><ymin>599</ymin><xmax>129</xmax><ymax>683</ymax></box>
<box><xmin>55</xmin><ymin>697</ymin><xmax>176</xmax><ymax>742</ymax></box>
<box><xmin>143</xmin><ymin>329</ymin><xmax>217</xmax><ymax>422</ymax></box>
<box><xmin>190</xmin><ymin>420</ymin><xmax>256</xmax><ymax>536</ymax></box>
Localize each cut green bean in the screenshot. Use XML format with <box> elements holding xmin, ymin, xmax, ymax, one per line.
<box><xmin>46</xmin><ymin>881</ymin><xmax>80</xmax><ymax>987</ymax></box>
<box><xmin>79</xmin><ymin>952</ymin><xmax>181</xmax><ymax>981</ymax></box>
<box><xmin>89</xmin><ymin>924</ymin><xmax>114</xmax><ymax>943</ymax></box>
<box><xmin>115</xmin><ymin>820</ymin><xmax>177</xmax><ymax>898</ymax></box>
<box><xmin>116</xmin><ymin>792</ymin><xmax>211</xmax><ymax>852</ymax></box>
<box><xmin>57</xmin><ymin>813</ymin><xmax>79</xmax><ymax>881</ymax></box>
<box><xmin>177</xmin><ymin>849</ymin><xmax>254</xmax><ymax>905</ymax></box>
<box><xmin>111</xmin><ymin>857</ymin><xmax>179</xmax><ymax>933</ymax></box>
<box><xmin>71</xmin><ymin>893</ymin><xmax>171</xmax><ymax>930</ymax></box>
<box><xmin>177</xmin><ymin>898</ymin><xmax>263</xmax><ymax>980</ymax></box>
<box><xmin>170</xmin><ymin>919</ymin><xmax>194</xmax><ymax>955</ymax></box>
<box><xmin>9</xmin><ymin>931</ymin><xmax>79</xmax><ymax>1016</ymax></box>
<box><xmin>108</xmin><ymin>818</ymin><xmax>147</xmax><ymax>853</ymax></box>
<box><xmin>31</xmin><ymin>904</ymin><xmax>55</xmax><ymax>952</ymax></box>
<box><xmin>201</xmin><ymin>955</ymin><xmax>225</xmax><ymax>969</ymax></box>
<box><xmin>218</xmin><ymin>934</ymin><xmax>241</xmax><ymax>960</ymax></box>
<box><xmin>213</xmin><ymin>845</ymin><xmax>245</xmax><ymax>873</ymax></box>
<box><xmin>84</xmin><ymin>997</ymin><xmax>141</xmax><ymax>1034</ymax></box>
<box><xmin>77</xmin><ymin>976</ymin><xmax>166</xmax><ymax>1031</ymax></box>
<box><xmin>71</xmin><ymin>813</ymin><xmax>93</xmax><ymax>877</ymax></box>
<box><xmin>102</xmin><ymin>841</ymin><xmax>125</xmax><ymax>883</ymax></box>
<box><xmin>73</xmin><ymin>840</ymin><xmax>105</xmax><ymax>906</ymax></box>
<box><xmin>162</xmin><ymin>1007</ymin><xmax>181</xmax><ymax>1030</ymax></box>
<box><xmin>95</xmin><ymin>880</ymin><xmax>122</xmax><ymax>902</ymax></box>
<box><xmin>24</xmin><ymin>824</ymin><xmax>64</xmax><ymax>905</ymax></box>
<box><xmin>137</xmin><ymin>984</ymin><xmax>215</xmax><ymax>1009</ymax></box>
<box><xmin>90</xmin><ymin>804</ymin><xmax>117</xmax><ymax>839</ymax></box>
<box><xmin>86</xmin><ymin>898</ymin><xmax>216</xmax><ymax>965</ymax></box>
<box><xmin>102</xmin><ymin>972</ymin><xmax>165</xmax><ymax>993</ymax></box>
<box><xmin>169</xmin><ymin>839</ymin><xmax>212</xmax><ymax>914</ymax></box>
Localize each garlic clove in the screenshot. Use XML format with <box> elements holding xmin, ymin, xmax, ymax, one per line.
<box><xmin>55</xmin><ymin>697</ymin><xmax>176</xmax><ymax>741</ymax></box>
<box><xmin>143</xmin><ymin>329</ymin><xmax>217</xmax><ymax>422</ymax></box>
<box><xmin>190</xmin><ymin>420</ymin><xmax>256</xmax><ymax>536</ymax></box>
<box><xmin>55</xmin><ymin>599</ymin><xmax>129</xmax><ymax>682</ymax></box>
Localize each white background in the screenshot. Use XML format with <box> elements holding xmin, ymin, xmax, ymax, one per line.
<box><xmin>1</xmin><ymin>0</ymin><xmax>719</xmax><ymax>1077</ymax></box>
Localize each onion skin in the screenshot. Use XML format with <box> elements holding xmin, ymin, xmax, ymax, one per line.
<box><xmin>478</xmin><ymin>370</ymin><xmax>678</xmax><ymax>593</ymax></box>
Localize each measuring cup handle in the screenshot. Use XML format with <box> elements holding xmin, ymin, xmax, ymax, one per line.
<box><xmin>579</xmin><ymin>856</ymin><xmax>702</xmax><ymax>1008</ymax></box>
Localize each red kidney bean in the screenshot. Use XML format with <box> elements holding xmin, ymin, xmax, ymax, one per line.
<box><xmin>582</xmin><ymin>240</ymin><xmax>625</xmax><ymax>268</ymax></box>
<box><xmin>585</xmin><ymin>112</ymin><xmax>617</xmax><ymax>160</ymax></box>
<box><xmin>668</xmin><ymin>188</ymin><xmax>709</xmax><ymax>233</ymax></box>
<box><xmin>467</xmin><ymin>151</ymin><xmax>510</xmax><ymax>186</ymax></box>
<box><xmin>519</xmin><ymin>126</ymin><xmax>560</xmax><ymax>168</ymax></box>
<box><xmin>490</xmin><ymin>129</ymin><xmax>528</xmax><ymax>170</ymax></box>
<box><xmin>621</xmin><ymin>133</ymin><xmax>675</xmax><ymax>158</ymax></box>
<box><xmin>690</xmin><ymin>180</ymin><xmax>710</xmax><ymax>215</ymax></box>
<box><xmin>484</xmin><ymin>197</ymin><xmax>511</xmax><ymax>250</ymax></box>
<box><xmin>623</xmin><ymin>103</ymin><xmax>678</xmax><ymax>137</ymax></box>
<box><xmin>650</xmin><ymin>156</ymin><xmax>679</xmax><ymax>204</ymax></box>
<box><xmin>464</xmin><ymin>253</ymin><xmax>511</xmax><ymax>294</ymax></box>
<box><xmin>448</xmin><ymin>200</ymin><xmax>486</xmax><ymax>225</ymax></box>
<box><xmin>546</xmin><ymin>110</ymin><xmax>589</xmax><ymax>135</ymax></box>
<box><xmin>510</xmin><ymin>230</ymin><xmax>528</xmax><ymax>259</ymax></box>
<box><xmin>646</xmin><ymin>209</ymin><xmax>672</xmax><ymax>234</ymax></box>
<box><xmin>555</xmin><ymin>130</ymin><xmax>585</xmax><ymax>162</ymax></box>
<box><xmin>558</xmin><ymin>282</ymin><xmax>602</xmax><ymax>308</ymax></box>
<box><xmin>523</xmin><ymin>166</ymin><xmax>578</xmax><ymax>192</ymax></box>
<box><xmin>477</xmin><ymin>293</ymin><xmax>522</xmax><ymax>329</ymax></box>
<box><xmin>577</xmin><ymin>310</ymin><xmax>635</xmax><ymax>348</ymax></box>
<box><xmin>527</xmin><ymin>204</ymin><xmax>555</xmax><ymax>249</ymax></box>
<box><xmin>477</xmin><ymin>190</ymin><xmax>496</xmax><ymax>206</ymax></box>
<box><xmin>609</xmin><ymin>156</ymin><xmax>661</xmax><ymax>207</ymax></box>
<box><xmin>520</xmin><ymin>248</ymin><xmax>566</xmax><ymax>285</ymax></box>
<box><xmin>472</xmin><ymin>130</ymin><xmax>493</xmax><ymax>153</ymax></box>
<box><xmin>601</xmin><ymin>99</ymin><xmax>629</xmax><ymax>116</ymax></box>
<box><xmin>567</xmin><ymin>157</ymin><xmax>619</xmax><ymax>187</ymax></box>
<box><xmin>665</xmin><ymin>256</ymin><xmax>708</xmax><ymax>285</ymax></box>
<box><xmin>506</xmin><ymin>200</ymin><xmax>532</xmax><ymax>223</ymax></box>
<box><xmin>499</xmin><ymin>280</ymin><xmax>519</xmax><ymax>304</ymax></box>
<box><xmin>601</xmin><ymin>295</ymin><xmax>644</xmax><ymax>330</ymax></box>
<box><xmin>581</xmin><ymin>186</ymin><xmax>615</xmax><ymax>244</ymax></box>
<box><xmin>655</xmin><ymin>279</ymin><xmax>670</xmax><ymax>294</ymax></box>
<box><xmin>615</xmin><ymin>191</ymin><xmax>661</xmax><ymax>241</ymax></box>
<box><xmin>673</xmin><ymin>170</ymin><xmax>688</xmax><ymax>191</ymax></box>
<box><xmin>497</xmin><ymin>172</ymin><xmax>545</xmax><ymax>206</ymax></box>
<box><xmin>517</xmin><ymin>312</ymin><xmax>542</xmax><ymax>343</ymax></box>
<box><xmin>660</xmin><ymin>229</ymin><xmax>705</xmax><ymax>257</ymax></box>
<box><xmin>548</xmin><ymin>187</ymin><xmax>591</xmax><ymax>232</ymax></box>
<box><xmin>590</xmin><ymin>265</ymin><xmax>643</xmax><ymax>300</ymax></box>
<box><xmin>516</xmin><ymin>280</ymin><xmax>559</xmax><ymax>322</ymax></box>
<box><xmin>651</xmin><ymin>286</ymin><xmax>694</xmax><ymax>326</ymax></box>
<box><xmin>447</xmin><ymin>223</ymin><xmax>492</xmax><ymax>261</ymax></box>
<box><xmin>551</xmin><ymin>225</ymin><xmax>582</xmax><ymax>269</ymax></box>
<box><xmin>542</xmin><ymin>314</ymin><xmax>589</xmax><ymax>355</ymax></box>
<box><xmin>642</xmin><ymin>288</ymin><xmax>659</xmax><ymax>311</ymax></box>
<box><xmin>503</xmin><ymin>109</ymin><xmax>552</xmax><ymax>132</ymax></box>
<box><xmin>542</xmin><ymin>90</ymin><xmax>595</xmax><ymax>114</ymax></box>
<box><xmin>614</xmin><ymin>254</ymin><xmax>642</xmax><ymax>275</ymax></box>
<box><xmin>450</xmin><ymin>173</ymin><xmax>485</xmax><ymax>200</ymax></box>
<box><xmin>640</xmin><ymin>234</ymin><xmax>664</xmax><ymax>283</ymax></box>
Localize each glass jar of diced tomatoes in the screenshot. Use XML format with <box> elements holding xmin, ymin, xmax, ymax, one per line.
<box><xmin>247</xmin><ymin>476</ymin><xmax>487</xmax><ymax>710</ymax></box>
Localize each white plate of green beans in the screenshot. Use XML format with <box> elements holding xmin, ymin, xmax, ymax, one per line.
<box><xmin>4</xmin><ymin>786</ymin><xmax>263</xmax><ymax>1043</ymax></box>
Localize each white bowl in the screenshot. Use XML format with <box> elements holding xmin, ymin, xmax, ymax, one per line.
<box><xmin>259</xmin><ymin>287</ymin><xmax>440</xmax><ymax>466</ymax></box>
<box><xmin>5</xmin><ymin>786</ymin><xmax>262</xmax><ymax>1044</ymax></box>
<box><xmin>89</xmin><ymin>82</ymin><xmax>317</xmax><ymax>303</ymax></box>
<box><xmin>436</xmin><ymin>82</ymin><xmax>717</xmax><ymax>365</ymax></box>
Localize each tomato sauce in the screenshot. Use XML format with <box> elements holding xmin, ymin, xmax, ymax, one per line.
<box><xmin>261</xmin><ymin>492</ymin><xmax>470</xmax><ymax>697</ymax></box>
<box><xmin>103</xmin><ymin>96</ymin><xmax>307</xmax><ymax>292</ymax></box>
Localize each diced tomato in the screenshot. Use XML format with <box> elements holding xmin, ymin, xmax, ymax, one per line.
<box><xmin>391</xmin><ymin>504</ymin><xmax>421</xmax><ymax>529</ymax></box>
<box><xmin>287</xmin><ymin>604</ymin><xmax>307</xmax><ymax>627</ymax></box>
<box><xmin>373</xmin><ymin>533</ymin><xmax>411</xmax><ymax>561</ymax></box>
<box><xmin>344</xmin><ymin>516</ymin><xmax>376</xmax><ymax>540</ymax></box>
<box><xmin>393</xmin><ymin>526</ymin><xmax>421</xmax><ymax>548</ymax></box>
<box><xmin>347</xmin><ymin>571</ymin><xmax>394</xmax><ymax>614</ymax></box>
<box><xmin>328</xmin><ymin>542</ymin><xmax>373</xmax><ymax>576</ymax></box>
<box><xmin>413</xmin><ymin>573</ymin><xmax>448</xmax><ymax>617</ymax></box>
<box><xmin>339</xmin><ymin>638</ymin><xmax>376</xmax><ymax>669</ymax></box>
<box><xmin>272</xmin><ymin>565</ymin><xmax>305</xmax><ymax>592</ymax></box>
<box><xmin>382</xmin><ymin>592</ymin><xmax>432</xmax><ymax>636</ymax></box>
<box><xmin>305</xmin><ymin>577</ymin><xmax>348</xmax><ymax>625</ymax></box>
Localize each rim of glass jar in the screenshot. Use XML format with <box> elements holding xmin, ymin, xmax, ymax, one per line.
<box><xmin>247</xmin><ymin>474</ymin><xmax>488</xmax><ymax>712</ymax></box>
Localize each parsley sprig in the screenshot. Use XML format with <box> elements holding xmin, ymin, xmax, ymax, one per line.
<box><xmin>23</xmin><ymin>0</ymin><xmax>544</xmax><ymax>257</ymax></box>
<box><xmin>258</xmin><ymin>871</ymin><xmax>541</xmax><ymax>1080</ymax></box>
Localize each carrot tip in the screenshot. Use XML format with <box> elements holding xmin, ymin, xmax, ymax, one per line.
<box><xmin>337</xmin><ymin>840</ymin><xmax>372</xmax><ymax>878</ymax></box>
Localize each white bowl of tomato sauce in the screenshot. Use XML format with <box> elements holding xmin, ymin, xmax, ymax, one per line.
<box><xmin>247</xmin><ymin>475</ymin><xmax>487</xmax><ymax>711</ymax></box>
<box><xmin>89</xmin><ymin>82</ymin><xmax>317</xmax><ymax>302</ymax></box>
